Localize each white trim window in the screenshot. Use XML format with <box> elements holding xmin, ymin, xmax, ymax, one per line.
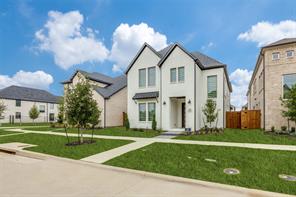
<box><xmin>139</xmin><ymin>68</ymin><xmax>146</xmax><ymax>88</ymax></box>
<box><xmin>139</xmin><ymin>103</ymin><xmax>146</xmax><ymax>121</ymax></box>
<box><xmin>287</xmin><ymin>50</ymin><xmax>294</xmax><ymax>58</ymax></box>
<box><xmin>148</xmin><ymin>67</ymin><xmax>156</xmax><ymax>87</ymax></box>
<box><xmin>207</xmin><ymin>75</ymin><xmax>217</xmax><ymax>98</ymax></box>
<box><xmin>283</xmin><ymin>74</ymin><xmax>296</xmax><ymax>99</ymax></box>
<box><xmin>15</xmin><ymin>112</ymin><xmax>21</xmax><ymax>119</ymax></box>
<box><xmin>50</xmin><ymin>103</ymin><xmax>54</xmax><ymax>110</ymax></box>
<box><xmin>39</xmin><ymin>105</ymin><xmax>45</xmax><ymax>113</ymax></box>
<box><xmin>272</xmin><ymin>52</ymin><xmax>280</xmax><ymax>60</ymax></box>
<box><xmin>178</xmin><ymin>67</ymin><xmax>185</xmax><ymax>82</ymax></box>
<box><xmin>148</xmin><ymin>102</ymin><xmax>156</xmax><ymax>121</ymax></box>
<box><xmin>170</xmin><ymin>68</ymin><xmax>177</xmax><ymax>83</ymax></box>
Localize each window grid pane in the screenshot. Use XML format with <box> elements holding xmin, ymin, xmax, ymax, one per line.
<box><xmin>283</xmin><ymin>74</ymin><xmax>296</xmax><ymax>99</ymax></box>
<box><xmin>208</xmin><ymin>75</ymin><xmax>217</xmax><ymax>98</ymax></box>
<box><xmin>178</xmin><ymin>67</ymin><xmax>184</xmax><ymax>82</ymax></box>
<box><xmin>139</xmin><ymin>69</ymin><xmax>146</xmax><ymax>87</ymax></box>
<box><xmin>148</xmin><ymin>103</ymin><xmax>156</xmax><ymax>121</ymax></box>
<box><xmin>170</xmin><ymin>68</ymin><xmax>176</xmax><ymax>82</ymax></box>
<box><xmin>148</xmin><ymin>67</ymin><xmax>156</xmax><ymax>86</ymax></box>
<box><xmin>139</xmin><ymin>103</ymin><xmax>146</xmax><ymax>121</ymax></box>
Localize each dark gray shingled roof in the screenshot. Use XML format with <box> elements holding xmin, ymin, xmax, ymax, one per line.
<box><xmin>62</xmin><ymin>69</ymin><xmax>115</xmax><ymax>85</ymax></box>
<box><xmin>0</xmin><ymin>85</ymin><xmax>60</xmax><ymax>103</ymax></box>
<box><xmin>95</xmin><ymin>75</ymin><xmax>127</xmax><ymax>99</ymax></box>
<box><xmin>264</xmin><ymin>38</ymin><xmax>296</xmax><ymax>48</ymax></box>
<box><xmin>190</xmin><ymin>51</ymin><xmax>225</xmax><ymax>68</ymax></box>
<box><xmin>132</xmin><ymin>91</ymin><xmax>159</xmax><ymax>100</ymax></box>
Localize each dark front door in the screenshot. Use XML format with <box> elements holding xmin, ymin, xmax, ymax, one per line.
<box><xmin>182</xmin><ymin>103</ymin><xmax>185</xmax><ymax>128</ymax></box>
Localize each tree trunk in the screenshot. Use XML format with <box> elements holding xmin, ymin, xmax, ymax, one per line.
<box><xmin>77</xmin><ymin>127</ymin><xmax>81</xmax><ymax>144</ymax></box>
<box><xmin>65</xmin><ymin>126</ymin><xmax>70</xmax><ymax>144</ymax></box>
<box><xmin>80</xmin><ymin>127</ymin><xmax>83</xmax><ymax>144</ymax></box>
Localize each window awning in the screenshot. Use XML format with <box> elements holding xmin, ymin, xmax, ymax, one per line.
<box><xmin>132</xmin><ymin>91</ymin><xmax>159</xmax><ymax>100</ymax></box>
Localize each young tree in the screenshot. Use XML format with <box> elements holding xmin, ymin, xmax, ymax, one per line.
<box><xmin>281</xmin><ymin>84</ymin><xmax>296</xmax><ymax>127</ymax></box>
<box><xmin>57</xmin><ymin>97</ymin><xmax>65</xmax><ymax>124</ymax></box>
<box><xmin>124</xmin><ymin>114</ymin><xmax>130</xmax><ymax>131</ymax></box>
<box><xmin>65</xmin><ymin>78</ymin><xmax>101</xmax><ymax>144</ymax></box>
<box><xmin>152</xmin><ymin>114</ymin><xmax>157</xmax><ymax>131</ymax></box>
<box><xmin>202</xmin><ymin>99</ymin><xmax>218</xmax><ymax>128</ymax></box>
<box><xmin>29</xmin><ymin>105</ymin><xmax>40</xmax><ymax>123</ymax></box>
<box><xmin>89</xmin><ymin>103</ymin><xmax>101</xmax><ymax>142</ymax></box>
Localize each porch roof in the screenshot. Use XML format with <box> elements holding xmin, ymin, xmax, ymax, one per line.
<box><xmin>132</xmin><ymin>91</ymin><xmax>159</xmax><ymax>100</ymax></box>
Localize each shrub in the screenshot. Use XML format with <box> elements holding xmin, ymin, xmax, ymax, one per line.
<box><xmin>271</xmin><ymin>126</ymin><xmax>275</xmax><ymax>132</ymax></box>
<box><xmin>124</xmin><ymin>115</ymin><xmax>130</xmax><ymax>131</ymax></box>
<box><xmin>281</xmin><ymin>126</ymin><xmax>287</xmax><ymax>131</ymax></box>
<box><xmin>291</xmin><ymin>127</ymin><xmax>295</xmax><ymax>133</ymax></box>
<box><xmin>152</xmin><ymin>114</ymin><xmax>157</xmax><ymax>131</ymax></box>
<box><xmin>139</xmin><ymin>128</ymin><xmax>144</xmax><ymax>132</ymax></box>
<box><xmin>50</xmin><ymin>122</ymin><xmax>55</xmax><ymax>128</ymax></box>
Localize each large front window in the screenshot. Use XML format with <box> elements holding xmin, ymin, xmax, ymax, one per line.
<box><xmin>39</xmin><ymin>105</ymin><xmax>45</xmax><ymax>113</ymax></box>
<box><xmin>207</xmin><ymin>75</ymin><xmax>217</xmax><ymax>98</ymax></box>
<box><xmin>139</xmin><ymin>103</ymin><xmax>146</xmax><ymax>121</ymax></box>
<box><xmin>148</xmin><ymin>102</ymin><xmax>156</xmax><ymax>121</ymax></box>
<box><xmin>148</xmin><ymin>67</ymin><xmax>156</xmax><ymax>86</ymax></box>
<box><xmin>16</xmin><ymin>100</ymin><xmax>21</xmax><ymax>107</ymax></box>
<box><xmin>283</xmin><ymin>74</ymin><xmax>296</xmax><ymax>99</ymax></box>
<box><xmin>139</xmin><ymin>69</ymin><xmax>146</xmax><ymax>88</ymax></box>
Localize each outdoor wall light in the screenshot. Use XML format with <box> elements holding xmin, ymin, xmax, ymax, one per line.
<box><xmin>163</xmin><ymin>101</ymin><xmax>166</xmax><ymax>105</ymax></box>
<box><xmin>188</xmin><ymin>99</ymin><xmax>191</xmax><ymax>104</ymax></box>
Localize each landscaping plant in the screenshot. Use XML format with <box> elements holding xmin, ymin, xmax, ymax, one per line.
<box><xmin>271</xmin><ymin>126</ymin><xmax>275</xmax><ymax>132</ymax></box>
<box><xmin>29</xmin><ymin>105</ymin><xmax>40</xmax><ymax>124</ymax></box>
<box><xmin>0</xmin><ymin>100</ymin><xmax>6</xmax><ymax>117</ymax></box>
<box><xmin>64</xmin><ymin>78</ymin><xmax>101</xmax><ymax>145</ymax></box>
<box><xmin>202</xmin><ymin>99</ymin><xmax>218</xmax><ymax>128</ymax></box>
<box><xmin>281</xmin><ymin>84</ymin><xmax>296</xmax><ymax>129</ymax></box>
<box><xmin>152</xmin><ymin>114</ymin><xmax>157</xmax><ymax>131</ymax></box>
<box><xmin>124</xmin><ymin>114</ymin><xmax>130</xmax><ymax>130</ymax></box>
<box><xmin>281</xmin><ymin>126</ymin><xmax>287</xmax><ymax>132</ymax></box>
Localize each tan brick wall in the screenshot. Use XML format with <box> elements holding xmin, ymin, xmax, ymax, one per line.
<box><xmin>105</xmin><ymin>87</ymin><xmax>127</xmax><ymax>127</ymax></box>
<box><xmin>264</xmin><ymin>43</ymin><xmax>296</xmax><ymax>130</ymax></box>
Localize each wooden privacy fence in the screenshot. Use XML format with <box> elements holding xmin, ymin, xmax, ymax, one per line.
<box><xmin>226</xmin><ymin>110</ymin><xmax>261</xmax><ymax>129</ymax></box>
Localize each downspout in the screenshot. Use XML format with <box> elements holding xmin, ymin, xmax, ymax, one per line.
<box><xmin>262</xmin><ymin>52</ymin><xmax>266</xmax><ymax>130</ymax></box>
<box><xmin>160</xmin><ymin>66</ymin><xmax>162</xmax><ymax>129</ymax></box>
<box><xmin>104</xmin><ymin>99</ymin><xmax>106</xmax><ymax>128</ymax></box>
<box><xmin>194</xmin><ymin>64</ymin><xmax>196</xmax><ymax>131</ymax></box>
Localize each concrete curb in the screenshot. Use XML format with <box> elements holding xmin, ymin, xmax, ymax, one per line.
<box><xmin>0</xmin><ymin>147</ymin><xmax>293</xmax><ymax>197</ymax></box>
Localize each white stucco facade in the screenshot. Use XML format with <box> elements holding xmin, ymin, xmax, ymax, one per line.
<box><xmin>127</xmin><ymin>44</ymin><xmax>231</xmax><ymax>131</ymax></box>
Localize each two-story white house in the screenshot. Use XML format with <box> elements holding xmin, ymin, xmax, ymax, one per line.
<box><xmin>126</xmin><ymin>43</ymin><xmax>232</xmax><ymax>131</ymax></box>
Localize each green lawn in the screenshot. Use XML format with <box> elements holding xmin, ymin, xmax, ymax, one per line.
<box><xmin>0</xmin><ymin>133</ymin><xmax>132</xmax><ymax>159</ymax></box>
<box><xmin>0</xmin><ymin>129</ymin><xmax>22</xmax><ymax>135</ymax></box>
<box><xmin>175</xmin><ymin>129</ymin><xmax>296</xmax><ymax>145</ymax></box>
<box><xmin>43</xmin><ymin>126</ymin><xmax>161</xmax><ymax>138</ymax></box>
<box><xmin>0</xmin><ymin>122</ymin><xmax>50</xmax><ymax>127</ymax></box>
<box><xmin>106</xmin><ymin>142</ymin><xmax>296</xmax><ymax>195</ymax></box>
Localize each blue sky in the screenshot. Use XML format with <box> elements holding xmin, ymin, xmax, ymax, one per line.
<box><xmin>1</xmin><ymin>0</ymin><xmax>296</xmax><ymax>107</ymax></box>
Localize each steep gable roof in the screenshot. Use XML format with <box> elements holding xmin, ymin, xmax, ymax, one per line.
<box><xmin>94</xmin><ymin>75</ymin><xmax>127</xmax><ymax>99</ymax></box>
<box><xmin>0</xmin><ymin>85</ymin><xmax>60</xmax><ymax>103</ymax></box>
<box><xmin>62</xmin><ymin>70</ymin><xmax>114</xmax><ymax>85</ymax></box>
<box><xmin>263</xmin><ymin>38</ymin><xmax>296</xmax><ymax>48</ymax></box>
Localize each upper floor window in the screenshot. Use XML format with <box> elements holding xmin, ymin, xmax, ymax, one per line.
<box><xmin>139</xmin><ymin>68</ymin><xmax>146</xmax><ymax>88</ymax></box>
<box><xmin>170</xmin><ymin>68</ymin><xmax>177</xmax><ymax>83</ymax></box>
<box><xmin>50</xmin><ymin>103</ymin><xmax>54</xmax><ymax>110</ymax></box>
<box><xmin>272</xmin><ymin>52</ymin><xmax>280</xmax><ymax>60</ymax></box>
<box><xmin>39</xmin><ymin>105</ymin><xmax>45</xmax><ymax>113</ymax></box>
<box><xmin>287</xmin><ymin>50</ymin><xmax>294</xmax><ymax>58</ymax></box>
<box><xmin>16</xmin><ymin>99</ymin><xmax>21</xmax><ymax>107</ymax></box>
<box><xmin>148</xmin><ymin>67</ymin><xmax>156</xmax><ymax>87</ymax></box>
<box><xmin>283</xmin><ymin>74</ymin><xmax>296</xmax><ymax>99</ymax></box>
<box><xmin>178</xmin><ymin>67</ymin><xmax>185</xmax><ymax>82</ymax></box>
<box><xmin>207</xmin><ymin>75</ymin><xmax>217</xmax><ymax>98</ymax></box>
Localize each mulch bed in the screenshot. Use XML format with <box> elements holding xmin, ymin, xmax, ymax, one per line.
<box><xmin>65</xmin><ymin>139</ymin><xmax>96</xmax><ymax>146</ymax></box>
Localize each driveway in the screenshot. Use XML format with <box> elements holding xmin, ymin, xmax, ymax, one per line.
<box><xmin>0</xmin><ymin>152</ymin><xmax>284</xmax><ymax>197</ymax></box>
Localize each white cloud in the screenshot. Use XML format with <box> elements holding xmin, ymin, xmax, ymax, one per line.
<box><xmin>201</xmin><ymin>42</ymin><xmax>214</xmax><ymax>51</ymax></box>
<box><xmin>109</xmin><ymin>23</ymin><xmax>168</xmax><ymax>72</ymax></box>
<box><xmin>0</xmin><ymin>70</ymin><xmax>53</xmax><ymax>90</ymax></box>
<box><xmin>238</xmin><ymin>20</ymin><xmax>296</xmax><ymax>47</ymax></box>
<box><xmin>229</xmin><ymin>68</ymin><xmax>253</xmax><ymax>109</ymax></box>
<box><xmin>35</xmin><ymin>10</ymin><xmax>109</xmax><ymax>70</ymax></box>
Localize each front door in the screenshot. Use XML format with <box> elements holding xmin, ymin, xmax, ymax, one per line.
<box><xmin>182</xmin><ymin>103</ymin><xmax>185</xmax><ymax>128</ymax></box>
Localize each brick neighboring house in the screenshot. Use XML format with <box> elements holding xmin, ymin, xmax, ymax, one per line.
<box><xmin>247</xmin><ymin>38</ymin><xmax>296</xmax><ymax>130</ymax></box>
<box><xmin>62</xmin><ymin>70</ymin><xmax>127</xmax><ymax>128</ymax></box>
